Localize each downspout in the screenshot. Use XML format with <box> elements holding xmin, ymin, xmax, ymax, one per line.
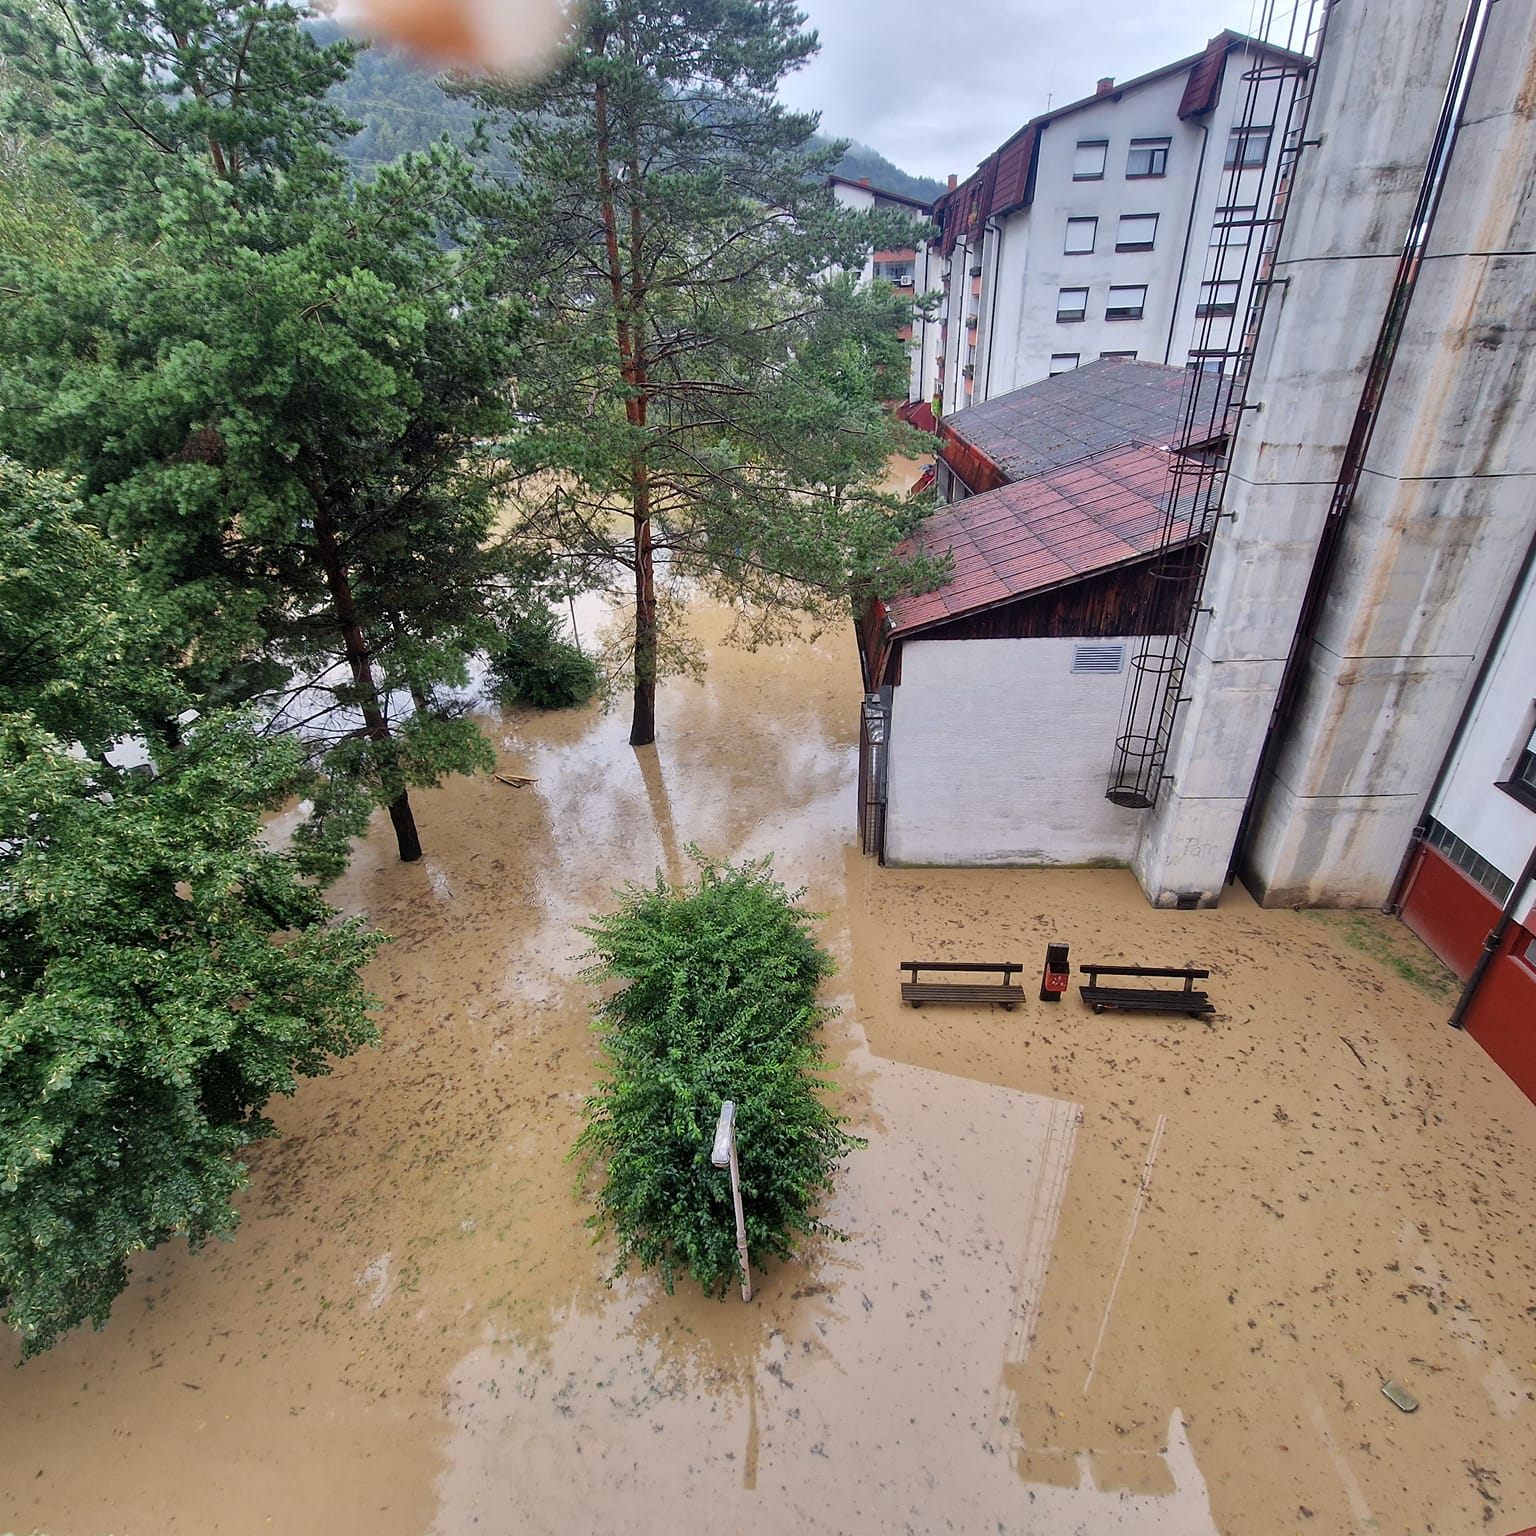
<box><xmin>1449</xmin><ymin>841</ymin><xmax>1536</xmax><ymax>1029</ymax></box>
<box><xmin>1164</xmin><ymin>118</ymin><xmax>1211</xmax><ymax>364</ymax></box>
<box><xmin>1386</xmin><ymin>518</ymin><xmax>1536</xmax><ymax>911</ymax></box>
<box><xmin>980</xmin><ymin>215</ymin><xmax>1005</xmax><ymax>398</ymax></box>
<box><xmin>1229</xmin><ymin>0</ymin><xmax>1496</xmax><ymax>881</ymax></box>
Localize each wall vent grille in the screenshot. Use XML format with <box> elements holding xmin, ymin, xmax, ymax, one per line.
<box><xmin>1073</xmin><ymin>643</ymin><xmax>1127</xmax><ymax>675</ymax></box>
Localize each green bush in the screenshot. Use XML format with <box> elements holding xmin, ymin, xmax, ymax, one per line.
<box><xmin>574</xmin><ymin>853</ymin><xmax>859</xmax><ymax>1295</ymax></box>
<box><xmin>486</xmin><ymin>606</ymin><xmax>601</xmax><ymax>710</ymax></box>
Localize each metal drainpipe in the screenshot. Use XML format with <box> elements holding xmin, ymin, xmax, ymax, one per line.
<box><xmin>1229</xmin><ymin>0</ymin><xmax>1497</xmax><ymax>882</ymax></box>
<box><xmin>1449</xmin><ymin>841</ymin><xmax>1536</xmax><ymax>1029</ymax></box>
<box><xmin>1385</xmin><ymin>518</ymin><xmax>1536</xmax><ymax>912</ymax></box>
<box><xmin>980</xmin><ymin>216</ymin><xmax>1004</xmax><ymax>399</ymax></box>
<box><xmin>1164</xmin><ymin>117</ymin><xmax>1211</xmax><ymax>365</ymax></box>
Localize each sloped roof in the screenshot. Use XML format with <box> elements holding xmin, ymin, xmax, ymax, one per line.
<box><xmin>887</xmin><ymin>443</ymin><xmax>1195</xmax><ymax>637</ymax></box>
<box><xmin>825</xmin><ymin>174</ymin><xmax>932</xmax><ymax>212</ymax></box>
<box><xmin>941</xmin><ymin>358</ymin><xmax>1195</xmax><ymax>483</ymax></box>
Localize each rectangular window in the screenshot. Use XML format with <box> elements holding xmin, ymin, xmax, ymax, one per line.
<box><xmin>1100</xmin><ymin>350</ymin><xmax>1138</xmax><ymax>360</ymax></box>
<box><xmin>1064</xmin><ymin>216</ymin><xmax>1098</xmax><ymax>254</ymax></box>
<box><xmin>1187</xmin><ymin>351</ymin><xmax>1228</xmax><ymax>374</ymax></box>
<box><xmin>1072</xmin><ymin>643</ymin><xmax>1126</xmax><ymax>675</ymax></box>
<box><xmin>1496</xmin><ymin>718</ymin><xmax>1536</xmax><ymax>810</ymax></box>
<box><xmin>1424</xmin><ymin>818</ymin><xmax>1515</xmax><ymax>904</ymax></box>
<box><xmin>1105</xmin><ymin>284</ymin><xmax>1146</xmax><ymax>321</ymax></box>
<box><xmin>1056</xmin><ymin>286</ymin><xmax>1089</xmax><ymax>322</ymax></box>
<box><xmin>1116</xmin><ymin>213</ymin><xmax>1158</xmax><ymax>252</ymax></box>
<box><xmin>1210</xmin><ymin>204</ymin><xmax>1258</xmax><ymax>246</ymax></box>
<box><xmin>1126</xmin><ymin>137</ymin><xmax>1170</xmax><ymax>178</ymax></box>
<box><xmin>1073</xmin><ymin>139</ymin><xmax>1108</xmax><ymax>180</ymax></box>
<box><xmin>1196</xmin><ymin>280</ymin><xmax>1240</xmax><ymax>317</ymax></box>
<box><xmin>1050</xmin><ymin>352</ymin><xmax>1080</xmax><ymax>375</ymax></box>
<box><xmin>1226</xmin><ymin>126</ymin><xmax>1272</xmax><ymax>169</ymax></box>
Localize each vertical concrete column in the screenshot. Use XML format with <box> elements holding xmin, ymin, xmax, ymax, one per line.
<box><xmin>1132</xmin><ymin>0</ymin><xmax>1473</xmax><ymax>906</ymax></box>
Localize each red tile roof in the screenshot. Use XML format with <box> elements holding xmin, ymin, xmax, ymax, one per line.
<box><xmin>886</xmin><ymin>443</ymin><xmax>1194</xmax><ymax>637</ymax></box>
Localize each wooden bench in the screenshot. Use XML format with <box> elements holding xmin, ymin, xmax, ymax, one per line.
<box><xmin>1078</xmin><ymin>964</ymin><xmax>1214</xmax><ymax>1016</ymax></box>
<box><xmin>900</xmin><ymin>961</ymin><xmax>1025</xmax><ymax>1009</ymax></box>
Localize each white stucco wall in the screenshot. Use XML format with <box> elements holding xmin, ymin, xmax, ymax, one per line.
<box><xmin>1431</xmin><ymin>570</ymin><xmax>1536</xmax><ymax>926</ymax></box>
<box><xmin>883</xmin><ymin>635</ymin><xmax>1152</xmax><ymax>866</ymax></box>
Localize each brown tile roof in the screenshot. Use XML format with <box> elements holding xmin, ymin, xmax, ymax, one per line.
<box><xmin>1178</xmin><ymin>34</ymin><xmax>1231</xmax><ymax>118</ymax></box>
<box><xmin>886</xmin><ymin>442</ymin><xmax>1198</xmax><ymax>637</ymax></box>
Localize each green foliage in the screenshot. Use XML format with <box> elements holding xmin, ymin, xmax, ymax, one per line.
<box><xmin>456</xmin><ymin>0</ymin><xmax>942</xmax><ymax>744</ymax></box>
<box><xmin>0</xmin><ymin>0</ymin><xmax>527</xmax><ymax>866</ymax></box>
<box><xmin>574</xmin><ymin>854</ymin><xmax>859</xmax><ymax>1296</ymax></box>
<box><xmin>486</xmin><ymin>606</ymin><xmax>602</xmax><ymax>711</ymax></box>
<box><xmin>0</xmin><ymin>460</ymin><xmax>381</xmax><ymax>1357</ymax></box>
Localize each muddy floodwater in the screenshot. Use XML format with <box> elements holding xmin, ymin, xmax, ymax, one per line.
<box><xmin>5</xmin><ymin>599</ymin><xmax>1536</xmax><ymax>1536</ymax></box>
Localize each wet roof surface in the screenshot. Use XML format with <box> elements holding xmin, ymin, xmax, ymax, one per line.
<box><xmin>941</xmin><ymin>358</ymin><xmax>1207</xmax><ymax>482</ymax></box>
<box><xmin>889</xmin><ymin>442</ymin><xmax>1192</xmax><ymax>635</ymax></box>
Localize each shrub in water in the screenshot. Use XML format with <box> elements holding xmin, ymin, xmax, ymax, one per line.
<box><xmin>574</xmin><ymin>853</ymin><xmax>859</xmax><ymax>1295</ymax></box>
<box><xmin>487</xmin><ymin>606</ymin><xmax>601</xmax><ymax>710</ymax></box>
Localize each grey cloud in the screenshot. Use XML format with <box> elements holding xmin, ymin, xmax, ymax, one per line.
<box><xmin>779</xmin><ymin>0</ymin><xmax>1254</xmax><ymax>181</ymax></box>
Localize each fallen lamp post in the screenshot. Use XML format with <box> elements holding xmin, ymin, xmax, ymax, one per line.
<box><xmin>711</xmin><ymin>1100</ymin><xmax>753</xmax><ymax>1302</ymax></box>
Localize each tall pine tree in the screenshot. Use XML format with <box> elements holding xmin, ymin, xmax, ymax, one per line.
<box><xmin>460</xmin><ymin>0</ymin><xmax>937</xmax><ymax>746</ymax></box>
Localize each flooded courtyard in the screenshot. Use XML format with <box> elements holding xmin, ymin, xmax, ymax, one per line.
<box><xmin>4</xmin><ymin>603</ymin><xmax>1535</xmax><ymax>1536</ymax></box>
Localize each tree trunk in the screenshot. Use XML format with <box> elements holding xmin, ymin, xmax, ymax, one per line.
<box><xmin>311</xmin><ymin>499</ymin><xmax>424</xmax><ymax>863</ymax></box>
<box><xmin>629</xmin><ymin>504</ymin><xmax>657</xmax><ymax>746</ymax></box>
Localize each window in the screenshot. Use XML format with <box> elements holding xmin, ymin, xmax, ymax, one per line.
<box><xmin>1064</xmin><ymin>216</ymin><xmax>1098</xmax><ymax>254</ymax></box>
<box><xmin>1226</xmin><ymin>126</ymin><xmax>1272</xmax><ymax>169</ymax></box>
<box><xmin>1197</xmin><ymin>280</ymin><xmax>1240</xmax><ymax>317</ymax></box>
<box><xmin>1497</xmin><ymin>718</ymin><xmax>1536</xmax><ymax>811</ymax></box>
<box><xmin>1050</xmin><ymin>352</ymin><xmax>1081</xmax><ymax>375</ymax></box>
<box><xmin>1126</xmin><ymin>137</ymin><xmax>1170</xmax><ymax>178</ymax></box>
<box><xmin>1105</xmin><ymin>284</ymin><xmax>1146</xmax><ymax>321</ymax></box>
<box><xmin>1211</xmin><ymin>205</ymin><xmax>1258</xmax><ymax>247</ymax></box>
<box><xmin>1073</xmin><ymin>139</ymin><xmax>1108</xmax><ymax>180</ymax></box>
<box><xmin>1056</xmin><ymin>286</ymin><xmax>1089</xmax><ymax>322</ymax></box>
<box><xmin>1072</xmin><ymin>643</ymin><xmax>1126</xmax><ymax>675</ymax></box>
<box><xmin>1424</xmin><ymin>818</ymin><xmax>1514</xmax><ymax>903</ymax></box>
<box><xmin>1116</xmin><ymin>213</ymin><xmax>1158</xmax><ymax>251</ymax></box>
<box><xmin>1187</xmin><ymin>351</ymin><xmax>1228</xmax><ymax>374</ymax></box>
<box><xmin>1100</xmin><ymin>350</ymin><xmax>1138</xmax><ymax>360</ymax></box>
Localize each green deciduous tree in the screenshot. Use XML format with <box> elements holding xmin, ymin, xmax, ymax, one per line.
<box><xmin>459</xmin><ymin>0</ymin><xmax>938</xmax><ymax>746</ymax></box>
<box><xmin>574</xmin><ymin>853</ymin><xmax>858</xmax><ymax>1295</ymax></box>
<box><xmin>0</xmin><ymin>0</ymin><xmax>529</xmax><ymax>867</ymax></box>
<box><xmin>0</xmin><ymin>459</ymin><xmax>381</xmax><ymax>1357</ymax></box>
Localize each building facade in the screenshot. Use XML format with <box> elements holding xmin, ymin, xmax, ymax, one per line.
<box><xmin>930</xmin><ymin>32</ymin><xmax>1302</xmax><ymax>412</ymax></box>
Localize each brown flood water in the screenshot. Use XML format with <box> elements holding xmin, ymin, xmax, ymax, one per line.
<box><xmin>4</xmin><ymin>598</ymin><xmax>1536</xmax><ymax>1536</ymax></box>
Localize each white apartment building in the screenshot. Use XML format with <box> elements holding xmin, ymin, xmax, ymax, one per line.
<box><xmin>931</xmin><ymin>31</ymin><xmax>1303</xmax><ymax>412</ymax></box>
<box><xmin>827</xmin><ymin>175</ymin><xmax>935</xmax><ymax>404</ymax></box>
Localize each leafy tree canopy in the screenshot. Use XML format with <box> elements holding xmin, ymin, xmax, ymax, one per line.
<box><xmin>0</xmin><ymin>457</ymin><xmax>381</xmax><ymax>1357</ymax></box>
<box><xmin>574</xmin><ymin>853</ymin><xmax>858</xmax><ymax>1295</ymax></box>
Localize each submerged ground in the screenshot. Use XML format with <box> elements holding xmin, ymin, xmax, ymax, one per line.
<box><xmin>4</xmin><ymin>600</ymin><xmax>1534</xmax><ymax>1536</ymax></box>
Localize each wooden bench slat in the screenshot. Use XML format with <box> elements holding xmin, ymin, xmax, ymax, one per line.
<box><xmin>1080</xmin><ymin>984</ymin><xmax>1214</xmax><ymax>1015</ymax></box>
<box><xmin>901</xmin><ymin>980</ymin><xmax>1023</xmax><ymax>1009</ymax></box>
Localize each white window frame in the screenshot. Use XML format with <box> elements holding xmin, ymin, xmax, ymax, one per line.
<box><xmin>1049</xmin><ymin>352</ymin><xmax>1081</xmax><ymax>375</ymax></box>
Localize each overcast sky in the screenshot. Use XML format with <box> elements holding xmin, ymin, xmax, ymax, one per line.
<box><xmin>777</xmin><ymin>0</ymin><xmax>1266</xmax><ymax>182</ymax></box>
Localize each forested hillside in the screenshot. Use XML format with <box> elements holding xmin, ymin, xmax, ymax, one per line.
<box><xmin>312</xmin><ymin>20</ymin><xmax>943</xmax><ymax>200</ymax></box>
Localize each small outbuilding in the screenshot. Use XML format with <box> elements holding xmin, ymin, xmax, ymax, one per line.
<box><xmin>858</xmin><ymin>358</ymin><xmax>1222</xmax><ymax>867</ymax></box>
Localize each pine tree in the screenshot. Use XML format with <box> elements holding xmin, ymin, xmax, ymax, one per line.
<box><xmin>0</xmin><ymin>0</ymin><xmax>527</xmax><ymax>865</ymax></box>
<box><xmin>460</xmin><ymin>0</ymin><xmax>937</xmax><ymax>746</ymax></box>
